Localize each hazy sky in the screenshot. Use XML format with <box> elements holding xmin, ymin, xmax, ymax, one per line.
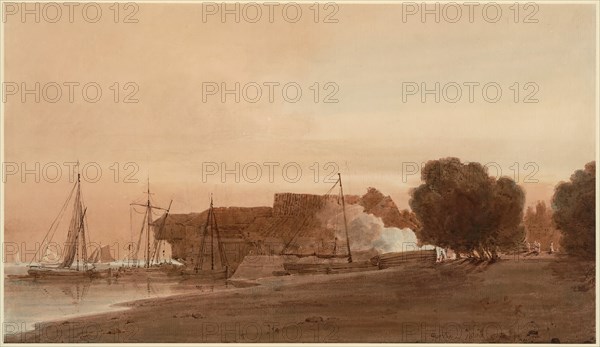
<box><xmin>2</xmin><ymin>3</ymin><xmax>597</xmax><ymax>249</ymax></box>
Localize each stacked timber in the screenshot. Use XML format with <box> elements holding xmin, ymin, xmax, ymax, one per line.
<box><xmin>370</xmin><ymin>250</ymin><xmax>436</xmax><ymax>268</ymax></box>
<box><xmin>273</xmin><ymin>193</ymin><xmax>326</xmax><ymax>216</ymax></box>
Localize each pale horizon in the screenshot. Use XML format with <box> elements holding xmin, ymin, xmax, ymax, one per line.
<box><xmin>3</xmin><ymin>3</ymin><xmax>597</xmax><ymax>249</ymax></box>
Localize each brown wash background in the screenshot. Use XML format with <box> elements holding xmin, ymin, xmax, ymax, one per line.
<box><xmin>3</xmin><ymin>4</ymin><xmax>596</xmax><ymax>251</ymax></box>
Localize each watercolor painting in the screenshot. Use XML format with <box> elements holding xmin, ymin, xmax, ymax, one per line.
<box><xmin>1</xmin><ymin>1</ymin><xmax>597</xmax><ymax>344</ymax></box>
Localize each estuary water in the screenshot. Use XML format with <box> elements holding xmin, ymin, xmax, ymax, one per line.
<box><xmin>3</xmin><ymin>264</ymin><xmax>225</xmax><ymax>337</ymax></box>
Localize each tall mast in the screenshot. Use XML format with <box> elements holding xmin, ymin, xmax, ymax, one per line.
<box><xmin>146</xmin><ymin>177</ymin><xmax>151</xmax><ymax>268</ymax></box>
<box><xmin>212</xmin><ymin>198</ymin><xmax>228</xmax><ymax>274</ymax></box>
<box><xmin>196</xmin><ymin>197</ymin><xmax>211</xmax><ymax>272</ymax></box>
<box><xmin>76</xmin><ymin>208</ymin><xmax>87</xmax><ymax>271</ymax></box>
<box><xmin>130</xmin><ymin>178</ymin><xmax>169</xmax><ymax>268</ymax></box>
<box><xmin>151</xmin><ymin>199</ymin><xmax>173</xmax><ymax>264</ymax></box>
<box><xmin>76</xmin><ymin>173</ymin><xmax>80</xmax><ymax>271</ymax></box>
<box><xmin>77</xmin><ymin>169</ymin><xmax>89</xmax><ymax>271</ymax></box>
<box><xmin>210</xmin><ymin>195</ymin><xmax>214</xmax><ymax>270</ymax></box>
<box><xmin>338</xmin><ymin>173</ymin><xmax>352</xmax><ymax>263</ymax></box>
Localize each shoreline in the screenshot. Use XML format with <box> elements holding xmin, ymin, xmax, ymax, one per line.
<box><xmin>3</xmin><ymin>270</ymin><xmax>233</xmax><ymax>337</ymax></box>
<box><xmin>4</xmin><ymin>258</ymin><xmax>595</xmax><ymax>343</ymax></box>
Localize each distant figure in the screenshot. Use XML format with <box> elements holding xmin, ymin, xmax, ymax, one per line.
<box><xmin>549</xmin><ymin>242</ymin><xmax>555</xmax><ymax>254</ymax></box>
<box><xmin>526</xmin><ymin>241</ymin><xmax>531</xmax><ymax>253</ymax></box>
<box><xmin>533</xmin><ymin>241</ymin><xmax>541</xmax><ymax>255</ymax></box>
<box><xmin>435</xmin><ymin>247</ymin><xmax>447</xmax><ymax>262</ymax></box>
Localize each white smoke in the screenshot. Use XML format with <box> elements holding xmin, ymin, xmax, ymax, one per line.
<box><xmin>317</xmin><ymin>201</ymin><xmax>432</xmax><ymax>254</ymax></box>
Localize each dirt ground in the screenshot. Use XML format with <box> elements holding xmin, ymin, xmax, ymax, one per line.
<box><xmin>4</xmin><ymin>255</ymin><xmax>596</xmax><ymax>343</ymax></box>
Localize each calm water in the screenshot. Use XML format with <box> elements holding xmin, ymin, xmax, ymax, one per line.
<box><xmin>3</xmin><ymin>264</ymin><xmax>226</xmax><ymax>336</ymax></box>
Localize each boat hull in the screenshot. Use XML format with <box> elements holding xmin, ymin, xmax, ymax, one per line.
<box><xmin>27</xmin><ymin>266</ymin><xmax>99</xmax><ymax>279</ymax></box>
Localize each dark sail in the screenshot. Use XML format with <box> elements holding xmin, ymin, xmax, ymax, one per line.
<box><xmin>88</xmin><ymin>245</ymin><xmax>115</xmax><ymax>263</ymax></box>
<box><xmin>59</xmin><ymin>175</ymin><xmax>88</xmax><ymax>269</ymax></box>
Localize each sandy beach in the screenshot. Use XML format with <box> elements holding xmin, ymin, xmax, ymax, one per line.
<box><xmin>4</xmin><ymin>256</ymin><xmax>595</xmax><ymax>343</ymax></box>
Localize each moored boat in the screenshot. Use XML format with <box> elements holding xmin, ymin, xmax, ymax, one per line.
<box><xmin>186</xmin><ymin>195</ymin><xmax>231</xmax><ymax>281</ymax></box>
<box><xmin>27</xmin><ymin>166</ymin><xmax>102</xmax><ymax>279</ymax></box>
<box><xmin>27</xmin><ymin>265</ymin><xmax>99</xmax><ymax>278</ymax></box>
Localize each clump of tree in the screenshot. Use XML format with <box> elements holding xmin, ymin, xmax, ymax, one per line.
<box><xmin>409</xmin><ymin>157</ymin><xmax>525</xmax><ymax>261</ymax></box>
<box><xmin>524</xmin><ymin>201</ymin><xmax>561</xmax><ymax>251</ymax></box>
<box><xmin>552</xmin><ymin>161</ymin><xmax>596</xmax><ymax>259</ymax></box>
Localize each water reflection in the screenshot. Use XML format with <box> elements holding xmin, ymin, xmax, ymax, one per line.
<box><xmin>60</xmin><ymin>281</ymin><xmax>91</xmax><ymax>304</ymax></box>
<box><xmin>4</xmin><ymin>267</ymin><xmax>229</xmax><ymax>336</ymax></box>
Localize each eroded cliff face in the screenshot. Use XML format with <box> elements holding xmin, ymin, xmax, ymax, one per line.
<box><xmin>154</xmin><ymin>188</ymin><xmax>419</xmax><ymax>269</ymax></box>
<box><xmin>359</xmin><ymin>187</ymin><xmax>421</xmax><ymax>231</ymax></box>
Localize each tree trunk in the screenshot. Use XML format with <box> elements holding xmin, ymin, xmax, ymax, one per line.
<box><xmin>476</xmin><ymin>247</ymin><xmax>488</xmax><ymax>261</ymax></box>
<box><xmin>491</xmin><ymin>248</ymin><xmax>499</xmax><ymax>262</ymax></box>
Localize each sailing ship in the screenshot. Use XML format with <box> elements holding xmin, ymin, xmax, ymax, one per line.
<box><xmin>28</xmin><ymin>171</ymin><xmax>98</xmax><ymax>278</ymax></box>
<box><xmin>185</xmin><ymin>195</ymin><xmax>229</xmax><ymax>280</ymax></box>
<box><xmin>122</xmin><ymin>179</ymin><xmax>174</xmax><ymax>276</ymax></box>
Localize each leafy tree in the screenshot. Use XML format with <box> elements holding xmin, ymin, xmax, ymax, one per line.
<box><xmin>552</xmin><ymin>162</ymin><xmax>596</xmax><ymax>259</ymax></box>
<box><xmin>409</xmin><ymin>157</ymin><xmax>525</xmax><ymax>260</ymax></box>
<box><xmin>524</xmin><ymin>201</ymin><xmax>561</xmax><ymax>251</ymax></box>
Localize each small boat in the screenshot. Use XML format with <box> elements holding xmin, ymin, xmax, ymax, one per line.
<box><xmin>27</xmin><ymin>168</ymin><xmax>100</xmax><ymax>279</ymax></box>
<box><xmin>27</xmin><ymin>265</ymin><xmax>99</xmax><ymax>278</ymax></box>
